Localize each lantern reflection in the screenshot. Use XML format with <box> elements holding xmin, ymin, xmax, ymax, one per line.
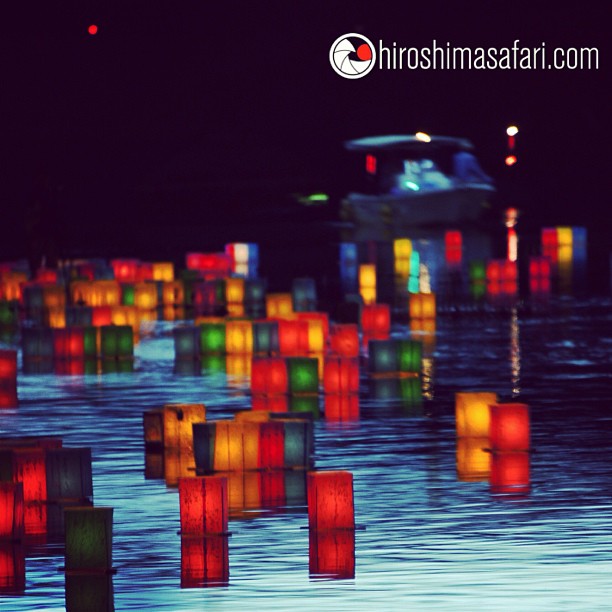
<box><xmin>180</xmin><ymin>535</ymin><xmax>229</xmax><ymax>588</ymax></box>
<box><xmin>0</xmin><ymin>543</ymin><xmax>25</xmax><ymax>594</ymax></box>
<box><xmin>490</xmin><ymin>451</ymin><xmax>530</xmax><ymax>495</ymax></box>
<box><xmin>489</xmin><ymin>403</ymin><xmax>530</xmax><ymax>451</ymax></box>
<box><xmin>65</xmin><ymin>572</ymin><xmax>114</xmax><ymax>611</ymax></box>
<box><xmin>456</xmin><ymin>438</ymin><xmax>490</xmax><ymax>482</ymax></box>
<box><xmin>309</xmin><ymin>528</ymin><xmax>355</xmax><ymax>580</ymax></box>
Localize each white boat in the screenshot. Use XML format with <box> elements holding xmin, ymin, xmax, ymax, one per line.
<box><xmin>340</xmin><ymin>134</ymin><xmax>495</xmax><ymax>239</ymax></box>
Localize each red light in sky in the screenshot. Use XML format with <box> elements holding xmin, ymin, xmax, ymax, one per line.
<box><xmin>505</xmin><ymin>155</ymin><xmax>517</xmax><ymax>167</ymax></box>
<box><xmin>88</xmin><ymin>25</ymin><xmax>98</xmax><ymax>35</ymax></box>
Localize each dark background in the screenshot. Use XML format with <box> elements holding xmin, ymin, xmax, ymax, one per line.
<box><xmin>0</xmin><ymin>1</ymin><xmax>609</xmax><ymax>266</ymax></box>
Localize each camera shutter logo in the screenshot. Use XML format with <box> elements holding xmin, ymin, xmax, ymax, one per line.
<box><xmin>329</xmin><ymin>34</ymin><xmax>376</xmax><ymax>79</ymax></box>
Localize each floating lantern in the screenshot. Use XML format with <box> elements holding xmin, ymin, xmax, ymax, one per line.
<box><xmin>361</xmin><ymin>303</ymin><xmax>390</xmax><ymax>337</ymax></box>
<box><xmin>409</xmin><ymin>292</ymin><xmax>436</xmax><ymax>320</ymax></box>
<box><xmin>178</xmin><ymin>476</ymin><xmax>228</xmax><ymax>536</ymax></box>
<box><xmin>358</xmin><ymin>264</ymin><xmax>376</xmax><ymax>305</ymax></box>
<box><xmin>0</xmin><ymin>350</ymin><xmax>17</xmax><ymax>387</ymax></box>
<box><xmin>45</xmin><ymin>448</ymin><xmax>93</xmax><ymax>503</ymax></box>
<box><xmin>52</xmin><ymin>328</ymin><xmax>97</xmax><ymax>360</ymax></box>
<box><xmin>455</xmin><ymin>391</ymin><xmax>498</xmax><ymax>438</ymax></box>
<box><xmin>368</xmin><ymin>340</ymin><xmax>397</xmax><ymax>375</ymax></box>
<box><xmin>199</xmin><ymin>323</ymin><xmax>226</xmax><ymax>355</ymax></box>
<box><xmin>275</xmin><ymin>418</ymin><xmax>313</xmax><ymax>468</ymax></box>
<box><xmin>120</xmin><ymin>283</ymin><xmax>135</xmax><ymax>306</ymax></box>
<box><xmin>393</xmin><ymin>238</ymin><xmax>412</xmax><ymax>279</ymax></box>
<box><xmin>251</xmin><ymin>358</ymin><xmax>288</xmax><ymax>395</ymax></box>
<box><xmin>307</xmin><ymin>471</ymin><xmax>354</xmax><ymax>531</ymax></box>
<box><xmin>266</xmin><ymin>293</ymin><xmax>293</xmax><ymax>318</ymax></box>
<box><xmin>324</xmin><ymin>395</ymin><xmax>359</xmax><ymax>423</ymax></box>
<box><xmin>0</xmin><ymin>300</ymin><xmax>19</xmax><ymax>327</ymax></box>
<box><xmin>489</xmin><ymin>403</ymin><xmax>530</xmax><ymax>451</ymax></box>
<box><xmin>186</xmin><ymin>253</ymin><xmax>232</xmax><ymax>278</ymax></box>
<box><xmin>162</xmin><ymin>281</ymin><xmax>185</xmax><ymax>306</ymax></box>
<box><xmin>225</xmin><ymin>278</ymin><xmax>245</xmax><ymax>305</ymax></box>
<box><xmin>110</xmin><ymin>305</ymin><xmax>139</xmax><ymax>330</ymax></box>
<box><xmin>174</xmin><ymin>327</ymin><xmax>200</xmax><ymax>360</ymax></box>
<box><xmin>225</xmin><ymin>320</ymin><xmax>253</xmax><ymax>354</ymax></box>
<box><xmin>287</xmin><ymin>357</ymin><xmax>319</xmax><ymax>394</ymax></box>
<box><xmin>529</xmin><ymin>256</ymin><xmax>551</xmax><ymax>295</ymax></box>
<box><xmin>192</xmin><ymin>281</ymin><xmax>226</xmax><ymax>315</ymax></box>
<box><xmin>309</xmin><ymin>528</ymin><xmax>355</xmax><ymax>579</ymax></box>
<box><xmin>100</xmin><ymin>326</ymin><xmax>133</xmax><ymax>360</ymax></box>
<box><xmin>490</xmin><ymin>451</ymin><xmax>530</xmax><ymax>495</ymax></box>
<box><xmin>64</xmin><ymin>507</ymin><xmax>113</xmax><ymax>573</ymax></box>
<box><xmin>192</xmin><ymin>423</ymin><xmax>215</xmax><ymax>474</ymax></box>
<box><xmin>339</xmin><ymin>243</ymin><xmax>358</xmax><ymax>293</ymax></box>
<box><xmin>445</xmin><ymin>230</ymin><xmax>463</xmax><ymax>266</ymax></box>
<box><xmin>134</xmin><ymin>282</ymin><xmax>158</xmax><ymax>310</ymax></box>
<box><xmin>0</xmin><ymin>483</ymin><xmax>24</xmax><ymax>541</ymax></box>
<box><xmin>181</xmin><ymin>535</ymin><xmax>229</xmax><ymax>588</ymax></box>
<box><xmin>163</xmin><ymin>404</ymin><xmax>206</xmax><ymax>451</ymax></box>
<box><xmin>397</xmin><ymin>339</ymin><xmax>422</xmax><ymax>374</ymax></box>
<box><xmin>111</xmin><ymin>259</ymin><xmax>140</xmax><ymax>282</ymax></box>
<box><xmin>226</xmin><ymin>354</ymin><xmax>251</xmax><ymax>382</ymax></box>
<box><xmin>152</xmin><ymin>262</ymin><xmax>174</xmax><ymax>282</ymax></box>
<box><xmin>323</xmin><ymin>357</ymin><xmax>359</xmax><ymax>394</ymax></box>
<box><xmin>329</xmin><ymin>324</ymin><xmax>359</xmax><ymax>358</ymax></box>
<box><xmin>252</xmin><ymin>320</ymin><xmax>279</xmax><ymax>355</ymax></box>
<box><xmin>455</xmin><ymin>438</ymin><xmax>490</xmax><ymax>482</ymax></box>
<box><xmin>213</xmin><ymin>421</ymin><xmax>259</xmax><ymax>472</ymax></box>
<box><xmin>292</xmin><ymin>278</ymin><xmax>317</xmax><ymax>312</ymax></box>
<box><xmin>277</xmin><ymin>319</ymin><xmax>310</xmax><ymax>355</ymax></box>
<box><xmin>91</xmin><ymin>306</ymin><xmax>112</xmax><ymax>327</ymax></box>
<box><xmin>143</xmin><ymin>409</ymin><xmax>164</xmax><ymax>450</ymax></box>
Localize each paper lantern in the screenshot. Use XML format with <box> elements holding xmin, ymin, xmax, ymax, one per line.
<box><xmin>120</xmin><ymin>283</ymin><xmax>135</xmax><ymax>306</ymax></box>
<box><xmin>259</xmin><ymin>470</ymin><xmax>286</xmax><ymax>509</ymax></box>
<box><xmin>192</xmin><ymin>423</ymin><xmax>215</xmax><ymax>474</ymax></box>
<box><xmin>212</xmin><ymin>421</ymin><xmax>259</xmax><ymax>471</ymax></box>
<box><xmin>225</xmin><ymin>354</ymin><xmax>251</xmax><ymax>383</ymax></box>
<box><xmin>0</xmin><ymin>543</ymin><xmax>25</xmax><ymax>594</ymax></box>
<box><xmin>152</xmin><ymin>262</ymin><xmax>174</xmax><ymax>282</ymax></box>
<box><xmin>65</xmin><ymin>572</ymin><xmax>114</xmax><ymax>611</ymax></box>
<box><xmin>397</xmin><ymin>339</ymin><xmax>422</xmax><ymax>374</ymax></box>
<box><xmin>64</xmin><ymin>507</ymin><xmax>113</xmax><ymax>573</ymax></box>
<box><xmin>110</xmin><ymin>305</ymin><xmax>139</xmax><ymax>330</ymax></box>
<box><xmin>258</xmin><ymin>421</ymin><xmax>285</xmax><ymax>470</ymax></box>
<box><xmin>0</xmin><ymin>300</ymin><xmax>19</xmax><ymax>327</ymax></box>
<box><xmin>409</xmin><ymin>293</ymin><xmax>436</xmax><ymax>320</ymax></box>
<box><xmin>174</xmin><ymin>327</ymin><xmax>200</xmax><ymax>360</ymax></box>
<box><xmin>529</xmin><ymin>256</ymin><xmax>551</xmax><ymax>295</ymax></box>
<box><xmin>324</xmin><ymin>395</ymin><xmax>359</xmax><ymax>423</ymax></box>
<box><xmin>0</xmin><ymin>483</ymin><xmax>24</xmax><ymax>541</ymax></box>
<box><xmin>307</xmin><ymin>471</ymin><xmax>354</xmax><ymax>531</ymax></box>
<box><xmin>489</xmin><ymin>403</ymin><xmax>530</xmax><ymax>451</ymax></box>
<box><xmin>309</xmin><ymin>528</ymin><xmax>355</xmax><ymax>579</ymax></box>
<box><xmin>329</xmin><ymin>324</ymin><xmax>359</xmax><ymax>358</ymax></box>
<box><xmin>274</xmin><ymin>418</ymin><xmax>313</xmax><ymax>469</ymax></box>
<box><xmin>133</xmin><ymin>282</ymin><xmax>158</xmax><ymax>310</ymax></box>
<box><xmin>323</xmin><ymin>357</ymin><xmax>359</xmax><ymax>394</ymax></box>
<box><xmin>100</xmin><ymin>325</ymin><xmax>133</xmax><ymax>360</ymax></box>
<box><xmin>393</xmin><ymin>237</ymin><xmax>412</xmax><ymax>279</ymax></box>
<box><xmin>111</xmin><ymin>259</ymin><xmax>140</xmax><ymax>282</ymax></box>
<box><xmin>225</xmin><ymin>278</ymin><xmax>245</xmax><ymax>305</ymax></box>
<box><xmin>339</xmin><ymin>242</ymin><xmax>358</xmax><ymax>293</ymax></box>
<box><xmin>252</xmin><ymin>320</ymin><xmax>279</xmax><ymax>355</ymax></box>
<box><xmin>278</xmin><ymin>319</ymin><xmax>310</xmax><ymax>356</ymax></box>
<box><xmin>292</xmin><ymin>278</ymin><xmax>317</xmax><ymax>312</ymax></box>
<box><xmin>266</xmin><ymin>293</ymin><xmax>293</xmax><ymax>318</ymax></box>
<box><xmin>287</xmin><ymin>357</ymin><xmax>319</xmax><ymax>394</ymax></box>
<box><xmin>251</xmin><ymin>395</ymin><xmax>289</xmax><ymax>413</ymax></box>
<box><xmin>368</xmin><ymin>340</ymin><xmax>398</xmax><ymax>375</ymax></box>
<box><xmin>225</xmin><ymin>320</ymin><xmax>253</xmax><ymax>354</ymax></box>
<box><xmin>200</xmin><ymin>323</ymin><xmax>226</xmax><ymax>355</ymax></box>
<box><xmin>181</xmin><ymin>535</ymin><xmax>229</xmax><ymax>588</ymax></box>
<box><xmin>244</xmin><ymin>278</ymin><xmax>266</xmax><ymax>311</ymax></box>
<box><xmin>91</xmin><ymin>306</ymin><xmax>112</xmax><ymax>327</ymax></box>
<box><xmin>445</xmin><ymin>230</ymin><xmax>462</xmax><ymax>266</ymax></box>
<box><xmin>162</xmin><ymin>281</ymin><xmax>184</xmax><ymax>306</ymax></box>
<box><xmin>455</xmin><ymin>391</ymin><xmax>498</xmax><ymax>438</ymax></box>
<box><xmin>361</xmin><ymin>303</ymin><xmax>390</xmax><ymax>337</ymax></box>
<box><xmin>192</xmin><ymin>281</ymin><xmax>226</xmax><ymax>316</ymax></box>
<box><xmin>490</xmin><ymin>451</ymin><xmax>530</xmax><ymax>495</ymax></box>
<box><xmin>456</xmin><ymin>438</ymin><xmax>490</xmax><ymax>481</ymax></box>
<box><xmin>45</xmin><ymin>448</ymin><xmax>92</xmax><ymax>504</ymax></box>
<box><xmin>251</xmin><ymin>358</ymin><xmax>288</xmax><ymax>395</ymax></box>
<box><xmin>178</xmin><ymin>476</ymin><xmax>228</xmax><ymax>536</ymax></box>
<box><xmin>22</xmin><ymin>327</ymin><xmax>54</xmax><ymax>360</ymax></box>
<box><xmin>163</xmin><ymin>404</ymin><xmax>206</xmax><ymax>451</ymax></box>
<box><xmin>358</xmin><ymin>264</ymin><xmax>376</xmax><ymax>305</ymax></box>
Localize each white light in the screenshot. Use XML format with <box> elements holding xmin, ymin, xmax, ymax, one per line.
<box><xmin>404</xmin><ymin>181</ymin><xmax>420</xmax><ymax>191</ymax></box>
<box><xmin>415</xmin><ymin>132</ymin><xmax>431</xmax><ymax>143</ymax></box>
<box><xmin>506</xmin><ymin>125</ymin><xmax>519</xmax><ymax>137</ymax></box>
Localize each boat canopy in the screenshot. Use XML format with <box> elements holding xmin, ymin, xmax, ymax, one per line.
<box><xmin>345</xmin><ymin>135</ymin><xmax>474</xmax><ymax>152</ymax></box>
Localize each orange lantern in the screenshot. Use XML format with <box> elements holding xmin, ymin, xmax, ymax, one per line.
<box><xmin>178</xmin><ymin>476</ymin><xmax>228</xmax><ymax>536</ymax></box>
<box><xmin>490</xmin><ymin>451</ymin><xmax>530</xmax><ymax>495</ymax></box>
<box><xmin>409</xmin><ymin>292</ymin><xmax>436</xmax><ymax>320</ymax></box>
<box><xmin>152</xmin><ymin>262</ymin><xmax>174</xmax><ymax>282</ymax></box>
<box><xmin>162</xmin><ymin>404</ymin><xmax>206</xmax><ymax>451</ymax></box>
<box><xmin>309</xmin><ymin>528</ymin><xmax>355</xmax><ymax>579</ymax></box>
<box><xmin>162</xmin><ymin>281</ymin><xmax>185</xmax><ymax>306</ymax></box>
<box><xmin>265</xmin><ymin>293</ymin><xmax>293</xmax><ymax>318</ymax></box>
<box><xmin>489</xmin><ymin>403</ymin><xmax>530</xmax><ymax>451</ymax></box>
<box><xmin>213</xmin><ymin>421</ymin><xmax>259</xmax><ymax>471</ymax></box>
<box><xmin>307</xmin><ymin>471</ymin><xmax>354</xmax><ymax>531</ymax></box>
<box><xmin>358</xmin><ymin>264</ymin><xmax>377</xmax><ymax>305</ymax></box>
<box><xmin>181</xmin><ymin>535</ymin><xmax>229</xmax><ymax>588</ymax></box>
<box><xmin>455</xmin><ymin>392</ymin><xmax>498</xmax><ymax>438</ymax></box>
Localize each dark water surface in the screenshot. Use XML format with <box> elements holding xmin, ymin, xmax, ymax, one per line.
<box><xmin>1</xmin><ymin>298</ymin><xmax>612</xmax><ymax>611</ymax></box>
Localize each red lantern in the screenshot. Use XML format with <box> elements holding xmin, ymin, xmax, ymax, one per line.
<box><xmin>329</xmin><ymin>324</ymin><xmax>360</xmax><ymax>358</ymax></box>
<box><xmin>251</xmin><ymin>395</ymin><xmax>289</xmax><ymax>413</ymax></box>
<box><xmin>324</xmin><ymin>395</ymin><xmax>359</xmax><ymax>423</ymax></box>
<box><xmin>445</xmin><ymin>230</ymin><xmax>462</xmax><ymax>266</ymax></box>
<box><xmin>361</xmin><ymin>303</ymin><xmax>390</xmax><ymax>337</ymax></box>
<box><xmin>0</xmin><ymin>483</ymin><xmax>24</xmax><ymax>541</ymax></box>
<box><xmin>277</xmin><ymin>319</ymin><xmax>310</xmax><ymax>356</ymax></box>
<box><xmin>251</xmin><ymin>358</ymin><xmax>288</xmax><ymax>396</ymax></box>
<box><xmin>180</xmin><ymin>535</ymin><xmax>229</xmax><ymax>588</ymax></box>
<box><xmin>490</xmin><ymin>451</ymin><xmax>530</xmax><ymax>495</ymax></box>
<box><xmin>0</xmin><ymin>350</ymin><xmax>17</xmax><ymax>381</ymax></box>
<box><xmin>323</xmin><ymin>358</ymin><xmax>359</xmax><ymax>395</ymax></box>
<box><xmin>258</xmin><ymin>421</ymin><xmax>285</xmax><ymax>470</ymax></box>
<box><xmin>92</xmin><ymin>306</ymin><xmax>112</xmax><ymax>327</ymax></box>
<box><xmin>178</xmin><ymin>476</ymin><xmax>228</xmax><ymax>536</ymax></box>
<box><xmin>307</xmin><ymin>471</ymin><xmax>354</xmax><ymax>531</ymax></box>
<box><xmin>489</xmin><ymin>403</ymin><xmax>530</xmax><ymax>451</ymax></box>
<box><xmin>259</xmin><ymin>470</ymin><xmax>286</xmax><ymax>509</ymax></box>
<box><xmin>309</xmin><ymin>528</ymin><xmax>355</xmax><ymax>579</ymax></box>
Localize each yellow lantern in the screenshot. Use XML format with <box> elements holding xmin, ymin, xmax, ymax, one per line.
<box><xmin>163</xmin><ymin>404</ymin><xmax>206</xmax><ymax>451</ymax></box>
<box><xmin>456</xmin><ymin>437</ymin><xmax>490</xmax><ymax>481</ymax></box>
<box><xmin>225</xmin><ymin>278</ymin><xmax>245</xmax><ymax>305</ymax></box>
<box><xmin>152</xmin><ymin>262</ymin><xmax>174</xmax><ymax>282</ymax></box>
<box><xmin>455</xmin><ymin>391</ymin><xmax>498</xmax><ymax>438</ymax></box>
<box><xmin>162</xmin><ymin>281</ymin><xmax>184</xmax><ymax>306</ymax></box>
<box><xmin>359</xmin><ymin>264</ymin><xmax>376</xmax><ymax>305</ymax></box>
<box><xmin>409</xmin><ymin>292</ymin><xmax>436</xmax><ymax>320</ymax></box>
<box><xmin>225</xmin><ymin>320</ymin><xmax>253</xmax><ymax>354</ymax></box>
<box><xmin>134</xmin><ymin>283</ymin><xmax>158</xmax><ymax>310</ymax></box>
<box><xmin>46</xmin><ymin>307</ymin><xmax>66</xmax><ymax>329</ymax></box>
<box><xmin>266</xmin><ymin>293</ymin><xmax>293</xmax><ymax>318</ymax></box>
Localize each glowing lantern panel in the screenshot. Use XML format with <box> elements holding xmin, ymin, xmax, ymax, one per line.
<box><xmin>455</xmin><ymin>392</ymin><xmax>498</xmax><ymax>438</ymax></box>
<box><xmin>489</xmin><ymin>403</ymin><xmax>530</xmax><ymax>451</ymax></box>
<box><xmin>178</xmin><ymin>476</ymin><xmax>228</xmax><ymax>536</ymax></box>
<box><xmin>307</xmin><ymin>471</ymin><xmax>354</xmax><ymax>531</ymax></box>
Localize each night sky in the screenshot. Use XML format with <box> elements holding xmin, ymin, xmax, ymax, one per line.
<box><xmin>1</xmin><ymin>1</ymin><xmax>609</xmax><ymax>260</ymax></box>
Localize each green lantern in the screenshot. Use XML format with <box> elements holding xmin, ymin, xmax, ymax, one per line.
<box><xmin>286</xmin><ymin>357</ymin><xmax>319</xmax><ymax>394</ymax></box>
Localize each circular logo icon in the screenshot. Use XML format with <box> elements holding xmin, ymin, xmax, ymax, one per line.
<box><xmin>329</xmin><ymin>33</ymin><xmax>376</xmax><ymax>79</ymax></box>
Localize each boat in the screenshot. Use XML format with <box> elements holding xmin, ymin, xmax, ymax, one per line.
<box><xmin>340</xmin><ymin>134</ymin><xmax>495</xmax><ymax>240</ymax></box>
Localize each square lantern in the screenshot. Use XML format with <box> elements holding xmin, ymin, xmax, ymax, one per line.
<box><xmin>329</xmin><ymin>324</ymin><xmax>360</xmax><ymax>358</ymax></box>
<box><xmin>292</xmin><ymin>278</ymin><xmax>317</xmax><ymax>312</ymax></box>
<box><xmin>455</xmin><ymin>392</ymin><xmax>498</xmax><ymax>438</ymax></box>
<box><xmin>64</xmin><ymin>507</ymin><xmax>113</xmax><ymax>573</ymax></box>
<box><xmin>174</xmin><ymin>327</ymin><xmax>200</xmax><ymax>361</ymax></box>
<box><xmin>225</xmin><ymin>320</ymin><xmax>253</xmax><ymax>354</ymax></box>
<box><xmin>251</xmin><ymin>358</ymin><xmax>288</xmax><ymax>395</ymax></box>
<box><xmin>309</xmin><ymin>528</ymin><xmax>355</xmax><ymax>579</ymax></box>
<box><xmin>163</xmin><ymin>404</ymin><xmax>206</xmax><ymax>451</ymax></box>
<box><xmin>278</xmin><ymin>319</ymin><xmax>310</xmax><ymax>356</ymax></box>
<box><xmin>45</xmin><ymin>448</ymin><xmax>93</xmax><ymax>503</ymax></box>
<box><xmin>323</xmin><ymin>357</ymin><xmax>359</xmax><ymax>395</ymax></box>
<box><xmin>489</xmin><ymin>403</ymin><xmax>530</xmax><ymax>451</ymax></box>
<box><xmin>287</xmin><ymin>357</ymin><xmax>319</xmax><ymax>394</ymax></box>
<box><xmin>180</xmin><ymin>535</ymin><xmax>229</xmax><ymax>588</ymax></box>
<box><xmin>307</xmin><ymin>471</ymin><xmax>355</xmax><ymax>531</ymax></box>
<box><xmin>199</xmin><ymin>323</ymin><xmax>227</xmax><ymax>355</ymax></box>
<box><xmin>266</xmin><ymin>293</ymin><xmax>293</xmax><ymax>319</ymax></box>
<box><xmin>178</xmin><ymin>476</ymin><xmax>228</xmax><ymax>536</ymax></box>
<box><xmin>252</xmin><ymin>321</ymin><xmax>279</xmax><ymax>355</ymax></box>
